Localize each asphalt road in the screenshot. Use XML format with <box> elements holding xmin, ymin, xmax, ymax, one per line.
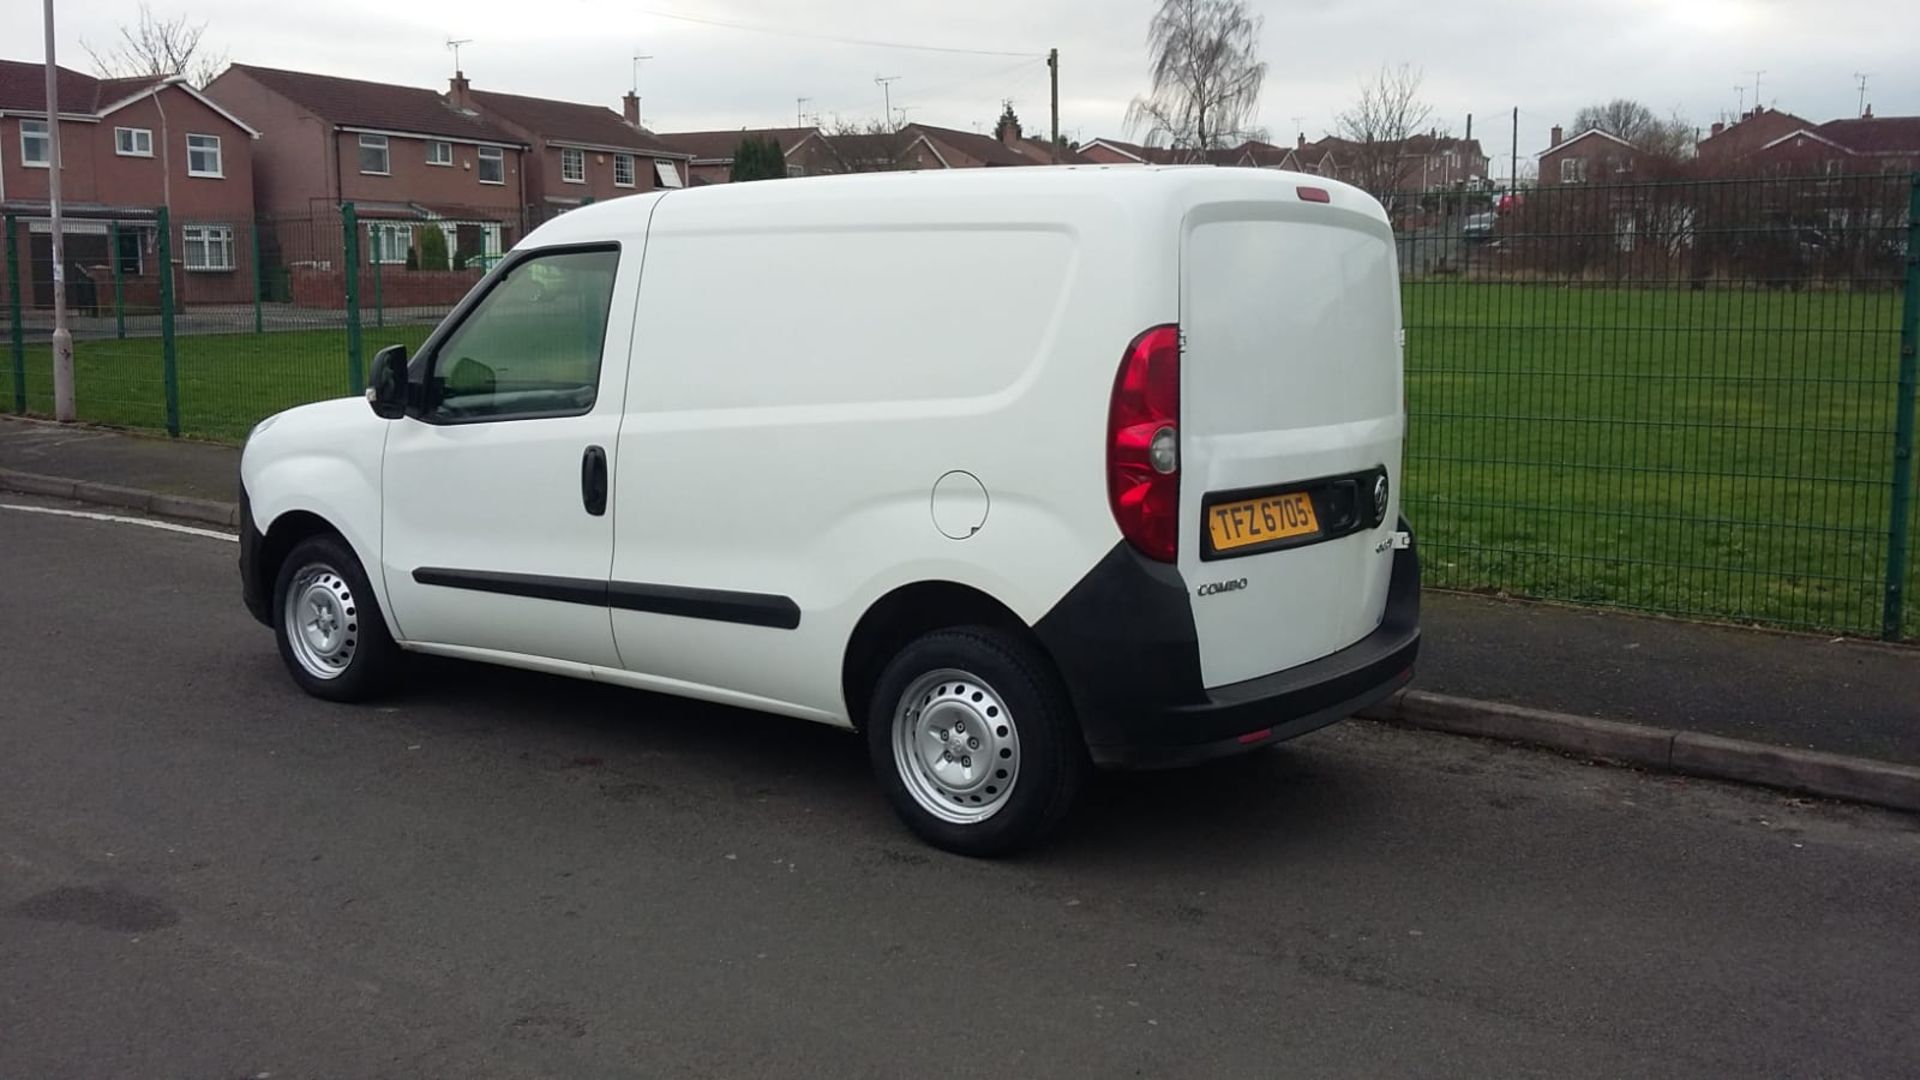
<box><xmin>2</xmin><ymin>496</ymin><xmax>1917</xmax><ymax>1079</ymax></box>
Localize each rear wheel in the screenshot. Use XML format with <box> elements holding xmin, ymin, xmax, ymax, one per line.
<box><xmin>867</xmin><ymin>627</ymin><xmax>1084</xmax><ymax>856</ymax></box>
<box><xmin>273</xmin><ymin>534</ymin><xmax>400</xmax><ymax>702</ymax></box>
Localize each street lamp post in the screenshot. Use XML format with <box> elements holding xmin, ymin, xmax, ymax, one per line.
<box><xmin>42</xmin><ymin>0</ymin><xmax>74</xmax><ymax>421</ymax></box>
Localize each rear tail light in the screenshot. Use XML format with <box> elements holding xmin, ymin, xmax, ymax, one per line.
<box><xmin>1108</xmin><ymin>324</ymin><xmax>1181</xmax><ymax>562</ymax></box>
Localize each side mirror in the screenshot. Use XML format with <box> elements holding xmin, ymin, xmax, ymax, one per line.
<box><xmin>366</xmin><ymin>344</ymin><xmax>409</xmax><ymax>419</ymax></box>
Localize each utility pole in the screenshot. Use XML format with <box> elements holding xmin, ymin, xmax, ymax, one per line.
<box><xmin>42</xmin><ymin>0</ymin><xmax>73</xmax><ymax>421</ymax></box>
<box><xmin>797</xmin><ymin>96</ymin><xmax>810</xmax><ymax>128</ymax></box>
<box><xmin>875</xmin><ymin>75</ymin><xmax>900</xmax><ymax>130</ymax></box>
<box><xmin>1047</xmin><ymin>48</ymin><xmax>1060</xmax><ymax>163</ymax></box>
<box><xmin>1853</xmin><ymin>72</ymin><xmax>1871</xmax><ymax>117</ymax></box>
<box><xmin>1510</xmin><ymin>106</ymin><xmax>1518</xmax><ymax>196</ymax></box>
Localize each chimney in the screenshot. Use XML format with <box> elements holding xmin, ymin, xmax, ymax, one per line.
<box><xmin>1863</xmin><ymin>104</ymin><xmax>1873</xmax><ymax>119</ymax></box>
<box><xmin>1550</xmin><ymin>125</ymin><xmax>1563</xmax><ymax>147</ymax></box>
<box><xmin>994</xmin><ymin>111</ymin><xmax>1022</xmax><ymax>145</ymax></box>
<box><xmin>1710</xmin><ymin>121</ymin><xmax>1724</xmax><ymax>137</ymax></box>
<box><xmin>1296</xmin><ymin>132</ymin><xmax>1306</xmax><ymax>151</ymax></box>
<box><xmin>622</xmin><ymin>90</ymin><xmax>641</xmax><ymax>128</ymax></box>
<box><xmin>448</xmin><ymin>71</ymin><xmax>472</xmax><ymax>110</ymax></box>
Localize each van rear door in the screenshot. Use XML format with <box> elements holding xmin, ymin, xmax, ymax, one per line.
<box><xmin>1177</xmin><ymin>189</ymin><xmax>1404</xmax><ymax>688</ymax></box>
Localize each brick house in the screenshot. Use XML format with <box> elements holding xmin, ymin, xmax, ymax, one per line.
<box><xmin>655</xmin><ymin>127</ymin><xmax>844</xmax><ymax>184</ymax></box>
<box><xmin>1742</xmin><ymin>113</ymin><xmax>1920</xmax><ymax>176</ymax></box>
<box><xmin>905</xmin><ymin>113</ymin><xmax>1083</xmax><ymax>167</ymax></box>
<box><xmin>461</xmin><ymin>80</ymin><xmax>691</xmax><ymax>215</ymax></box>
<box><xmin>1537</xmin><ymin>126</ymin><xmax>1639</xmax><ymax>186</ymax></box>
<box><xmin>205</xmin><ymin>63</ymin><xmax>530</xmax><ymax>283</ymax></box>
<box><xmin>0</xmin><ymin>59</ymin><xmax>258</xmax><ymax>309</ymax></box>
<box><xmin>1694</xmin><ymin>108</ymin><xmax>1813</xmax><ymax>172</ymax></box>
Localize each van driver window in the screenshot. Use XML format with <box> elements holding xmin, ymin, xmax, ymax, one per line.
<box><xmin>428</xmin><ymin>248</ymin><xmax>620</xmax><ymax>421</ymax></box>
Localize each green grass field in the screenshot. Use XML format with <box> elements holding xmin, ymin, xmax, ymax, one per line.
<box><xmin>12</xmin><ymin>323</ymin><xmax>436</xmax><ymax>442</ymax></box>
<box><xmin>6</xmin><ymin>284</ymin><xmax>1916</xmax><ymax>636</ymax></box>
<box><xmin>1401</xmin><ymin>282</ymin><xmax>1914</xmax><ymax>637</ymax></box>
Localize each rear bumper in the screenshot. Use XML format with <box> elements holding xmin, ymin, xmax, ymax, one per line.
<box><xmin>238</xmin><ymin>484</ymin><xmax>271</xmax><ymax>627</ymax></box>
<box><xmin>1035</xmin><ymin>520</ymin><xmax>1420</xmax><ymax>769</ymax></box>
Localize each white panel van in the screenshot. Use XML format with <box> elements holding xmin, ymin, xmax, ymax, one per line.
<box><xmin>239</xmin><ymin>166</ymin><xmax>1420</xmax><ymax>855</ymax></box>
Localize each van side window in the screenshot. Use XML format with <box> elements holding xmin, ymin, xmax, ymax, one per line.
<box><xmin>426</xmin><ymin>247</ymin><xmax>620</xmax><ymax>422</ymax></box>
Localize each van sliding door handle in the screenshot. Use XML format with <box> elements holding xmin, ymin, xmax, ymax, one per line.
<box><xmin>581</xmin><ymin>445</ymin><xmax>608</xmax><ymax>517</ymax></box>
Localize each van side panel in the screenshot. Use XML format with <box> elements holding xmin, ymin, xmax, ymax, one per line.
<box><xmin>1178</xmin><ymin>199</ymin><xmax>1405</xmax><ymax>688</ymax></box>
<box><xmin>606</xmin><ymin>187</ymin><xmax>1160</xmax><ymax>722</ymax></box>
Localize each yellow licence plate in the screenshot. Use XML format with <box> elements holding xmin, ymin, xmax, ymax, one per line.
<box><xmin>1208</xmin><ymin>492</ymin><xmax>1320</xmax><ymax>552</ymax></box>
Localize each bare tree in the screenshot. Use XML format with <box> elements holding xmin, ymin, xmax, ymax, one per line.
<box><xmin>1334</xmin><ymin>63</ymin><xmax>1432</xmax><ymax>197</ymax></box>
<box><xmin>1569</xmin><ymin>99</ymin><xmax>1692</xmax><ymax>161</ymax></box>
<box><xmin>1125</xmin><ymin>0</ymin><xmax>1267</xmax><ymax>156</ymax></box>
<box><xmin>822</xmin><ymin>118</ymin><xmax>913</xmax><ymax>173</ymax></box>
<box><xmin>84</xmin><ymin>4</ymin><xmax>228</xmax><ymax>89</ymax></box>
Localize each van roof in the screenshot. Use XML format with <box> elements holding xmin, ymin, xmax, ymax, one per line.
<box><xmin>524</xmin><ymin>165</ymin><xmax>1386</xmax><ymax>247</ymax></box>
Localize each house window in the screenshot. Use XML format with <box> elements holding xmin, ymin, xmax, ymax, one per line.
<box><xmin>186</xmin><ymin>133</ymin><xmax>223</xmax><ymax>177</ymax></box>
<box><xmin>115</xmin><ymin>127</ymin><xmax>153</xmax><ymax>157</ymax></box>
<box><xmin>368</xmin><ymin>222</ymin><xmax>413</xmax><ymax>265</ymax></box>
<box><xmin>20</xmin><ymin>118</ymin><xmax>50</xmax><ymax>167</ymax></box>
<box><xmin>654</xmin><ymin>160</ymin><xmax>683</xmax><ymax>188</ymax></box>
<box><xmin>426</xmin><ymin>140</ymin><xmax>453</xmax><ymax>166</ymax></box>
<box><xmin>1559</xmin><ymin>157</ymin><xmax>1586</xmax><ymax>184</ymax></box>
<box><xmin>786</xmin><ymin>163</ymin><xmax>804</xmax><ymax>177</ymax></box>
<box><xmin>613</xmin><ymin>153</ymin><xmax>635</xmax><ymax>187</ymax></box>
<box><xmin>477</xmin><ymin>145</ymin><xmax>504</xmax><ymax>184</ymax></box>
<box><xmin>182</xmin><ymin>224</ymin><xmax>235</xmax><ymax>271</ymax></box>
<box><xmin>561</xmin><ymin>147</ymin><xmax>585</xmax><ymax>183</ymax></box>
<box><xmin>359</xmin><ymin>134</ymin><xmax>390</xmax><ymax>175</ymax></box>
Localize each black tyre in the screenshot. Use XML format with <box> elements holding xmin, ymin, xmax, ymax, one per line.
<box><xmin>272</xmin><ymin>533</ymin><xmax>401</xmax><ymax>702</ymax></box>
<box><xmin>867</xmin><ymin>626</ymin><xmax>1086</xmax><ymax>856</ymax></box>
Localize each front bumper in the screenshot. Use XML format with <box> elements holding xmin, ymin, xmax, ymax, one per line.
<box><xmin>238</xmin><ymin>485</ymin><xmax>271</xmax><ymax>626</ymax></box>
<box><xmin>1035</xmin><ymin>520</ymin><xmax>1420</xmax><ymax>769</ymax></box>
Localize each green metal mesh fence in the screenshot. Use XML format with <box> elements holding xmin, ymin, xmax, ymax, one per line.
<box><xmin>1395</xmin><ymin>172</ymin><xmax>1918</xmax><ymax>638</ymax></box>
<box><xmin>4</xmin><ymin>178</ymin><xmax>1917</xmax><ymax>639</ymax></box>
<box><xmin>2</xmin><ymin>203</ymin><xmax>520</xmax><ymax>442</ymax></box>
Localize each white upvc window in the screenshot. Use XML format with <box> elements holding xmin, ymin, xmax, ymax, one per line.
<box><xmin>359</xmin><ymin>133</ymin><xmax>390</xmax><ymax>175</ymax></box>
<box><xmin>477</xmin><ymin>145</ymin><xmax>505</xmax><ymax>184</ymax></box>
<box><xmin>186</xmin><ymin>133</ymin><xmax>223</xmax><ymax>177</ymax></box>
<box><xmin>115</xmin><ymin>126</ymin><xmax>154</xmax><ymax>157</ymax></box>
<box><xmin>369</xmin><ymin>222</ymin><xmax>413</xmax><ymax>265</ymax></box>
<box><xmin>182</xmin><ymin>224</ymin><xmax>235</xmax><ymax>271</ymax></box>
<box><xmin>20</xmin><ymin>118</ymin><xmax>50</xmax><ymax>167</ymax></box>
<box><xmin>786</xmin><ymin>163</ymin><xmax>804</xmax><ymax>177</ymax></box>
<box><xmin>613</xmin><ymin>153</ymin><xmax>635</xmax><ymax>187</ymax></box>
<box><xmin>561</xmin><ymin>147</ymin><xmax>585</xmax><ymax>183</ymax></box>
<box><xmin>1559</xmin><ymin>157</ymin><xmax>1586</xmax><ymax>184</ymax></box>
<box><xmin>654</xmin><ymin>159</ymin><xmax>683</xmax><ymax>188</ymax></box>
<box><xmin>426</xmin><ymin>140</ymin><xmax>452</xmax><ymax>166</ymax></box>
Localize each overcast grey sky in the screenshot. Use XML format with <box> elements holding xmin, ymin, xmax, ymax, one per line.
<box><xmin>9</xmin><ymin>0</ymin><xmax>1917</xmax><ymax>177</ymax></box>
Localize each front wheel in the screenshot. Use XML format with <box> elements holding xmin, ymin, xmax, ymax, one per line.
<box><xmin>273</xmin><ymin>533</ymin><xmax>400</xmax><ymax>702</ymax></box>
<box><xmin>867</xmin><ymin>627</ymin><xmax>1085</xmax><ymax>856</ymax></box>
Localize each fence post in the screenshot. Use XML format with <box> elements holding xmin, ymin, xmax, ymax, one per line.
<box><xmin>373</xmin><ymin>232</ymin><xmax>384</xmax><ymax>330</ymax></box>
<box><xmin>342</xmin><ymin>203</ymin><xmax>364</xmax><ymax>393</ymax></box>
<box><xmin>110</xmin><ymin>219</ymin><xmax>125</xmax><ymax>340</ymax></box>
<box><xmin>5</xmin><ymin>214</ymin><xmax>23</xmax><ymax>414</ymax></box>
<box><xmin>1885</xmin><ymin>173</ymin><xmax>1920</xmax><ymax>639</ymax></box>
<box><xmin>157</xmin><ymin>206</ymin><xmax>180</xmax><ymax>437</ymax></box>
<box><xmin>251</xmin><ymin>217</ymin><xmax>263</xmax><ymax>334</ymax></box>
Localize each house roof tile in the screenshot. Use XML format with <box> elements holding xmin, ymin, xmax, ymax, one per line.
<box><xmin>654</xmin><ymin>127</ymin><xmax>820</xmax><ymax>162</ymax></box>
<box><xmin>466</xmin><ymin>89</ymin><xmax>683</xmax><ymax>156</ymax></box>
<box><xmin>225</xmin><ymin>63</ymin><xmax>519</xmax><ymax>143</ymax></box>
<box><xmin>1815</xmin><ymin>116</ymin><xmax>1920</xmax><ymax>155</ymax></box>
<box><xmin>0</xmin><ymin>59</ymin><xmax>165</xmax><ymax>113</ymax></box>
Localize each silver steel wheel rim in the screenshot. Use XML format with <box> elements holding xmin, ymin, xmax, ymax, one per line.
<box><xmin>892</xmin><ymin>668</ymin><xmax>1022</xmax><ymax>825</ymax></box>
<box><xmin>283</xmin><ymin>562</ymin><xmax>359</xmax><ymax>680</ymax></box>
